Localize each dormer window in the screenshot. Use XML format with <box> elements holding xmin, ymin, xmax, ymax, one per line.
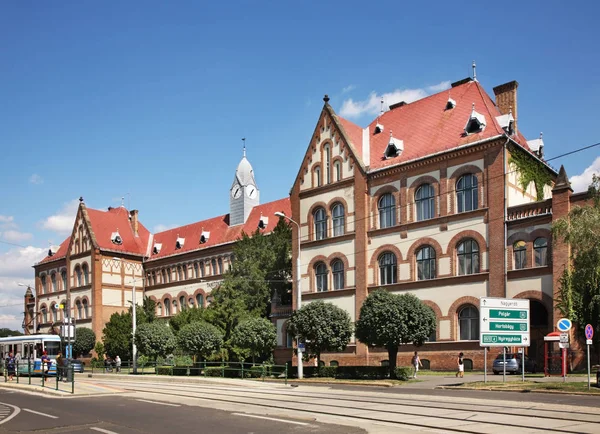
<box><xmin>200</xmin><ymin>230</ymin><xmax>210</xmax><ymax>244</ymax></box>
<box><xmin>258</xmin><ymin>215</ymin><xmax>268</xmax><ymax>230</ymax></box>
<box><xmin>384</xmin><ymin>133</ymin><xmax>404</xmax><ymax>159</ymax></box>
<box><xmin>464</xmin><ymin>103</ymin><xmax>486</xmax><ymax>135</ymax></box>
<box><xmin>48</xmin><ymin>246</ymin><xmax>57</xmax><ymax>257</ymax></box>
<box><xmin>527</xmin><ymin>133</ymin><xmax>545</xmax><ymax>159</ymax></box>
<box><xmin>446</xmin><ymin>98</ymin><xmax>456</xmax><ymax>110</ymax></box>
<box><xmin>153</xmin><ymin>243</ymin><xmax>162</xmax><ymax>255</ymax></box>
<box><xmin>111</xmin><ymin>231</ymin><xmax>122</xmax><ymax>245</ymax></box>
<box><xmin>496</xmin><ymin>110</ymin><xmax>515</xmax><ymax>135</ymax></box>
<box><xmin>374</xmin><ymin>123</ymin><xmax>384</xmax><ymax>134</ymax></box>
<box><xmin>175</xmin><ymin>237</ymin><xmax>185</xmax><ymax>249</ymax></box>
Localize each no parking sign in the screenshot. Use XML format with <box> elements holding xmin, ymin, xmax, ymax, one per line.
<box><xmin>585</xmin><ymin>324</ymin><xmax>594</xmax><ymax>340</ymax></box>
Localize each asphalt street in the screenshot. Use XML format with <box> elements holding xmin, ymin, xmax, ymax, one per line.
<box><xmin>0</xmin><ymin>389</ymin><xmax>364</xmax><ymax>434</ymax></box>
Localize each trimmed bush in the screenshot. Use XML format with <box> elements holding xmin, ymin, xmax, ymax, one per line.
<box><xmin>204</xmin><ymin>367</ymin><xmax>224</xmax><ymax>377</ymax></box>
<box><xmin>156</xmin><ymin>366</ymin><xmax>173</xmax><ymax>376</ymax></box>
<box><xmin>336</xmin><ymin>366</ymin><xmax>389</xmax><ymax>380</ymax></box>
<box><xmin>318</xmin><ymin>366</ymin><xmax>337</xmax><ymax>377</ymax></box>
<box><xmin>394</xmin><ymin>366</ymin><xmax>412</xmax><ymax>381</ymax></box>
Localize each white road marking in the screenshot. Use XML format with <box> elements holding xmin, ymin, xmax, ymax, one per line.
<box><xmin>135</xmin><ymin>399</ymin><xmax>180</xmax><ymax>407</ymax></box>
<box><xmin>23</xmin><ymin>408</ymin><xmax>58</xmax><ymax>419</ymax></box>
<box><xmin>232</xmin><ymin>413</ymin><xmax>310</xmax><ymax>426</ymax></box>
<box><xmin>0</xmin><ymin>402</ymin><xmax>20</xmax><ymax>425</ymax></box>
<box><xmin>91</xmin><ymin>428</ymin><xmax>120</xmax><ymax>434</ymax></box>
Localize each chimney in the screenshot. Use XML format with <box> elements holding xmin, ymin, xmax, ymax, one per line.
<box><xmin>129</xmin><ymin>210</ymin><xmax>139</xmax><ymax>237</ymax></box>
<box><xmin>493</xmin><ymin>80</ymin><xmax>519</xmax><ymax>133</ymax></box>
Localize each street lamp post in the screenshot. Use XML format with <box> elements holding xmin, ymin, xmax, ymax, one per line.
<box><xmin>113</xmin><ymin>258</ymin><xmax>139</xmax><ymax>374</ymax></box>
<box><xmin>274</xmin><ymin>211</ymin><xmax>303</xmax><ymax>380</ymax></box>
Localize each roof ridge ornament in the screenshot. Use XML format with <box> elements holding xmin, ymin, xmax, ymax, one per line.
<box><xmin>472</xmin><ymin>60</ymin><xmax>477</xmax><ymax>82</ymax></box>
<box><xmin>242</xmin><ymin>138</ymin><xmax>246</xmax><ymax>158</ymax></box>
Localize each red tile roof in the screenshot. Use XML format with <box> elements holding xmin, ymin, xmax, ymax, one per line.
<box><xmin>148</xmin><ymin>197</ymin><xmax>291</xmax><ymax>261</ymax></box>
<box><xmin>337</xmin><ymin>80</ymin><xmax>532</xmax><ymax>171</ymax></box>
<box><xmin>86</xmin><ymin>207</ymin><xmax>151</xmax><ymax>256</ymax></box>
<box><xmin>38</xmin><ymin>236</ymin><xmax>71</xmax><ymax>264</ymax></box>
<box><xmin>336</xmin><ymin>115</ymin><xmax>364</xmax><ymax>160</ymax></box>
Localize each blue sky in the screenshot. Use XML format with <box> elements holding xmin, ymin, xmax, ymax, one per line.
<box><xmin>1</xmin><ymin>1</ymin><xmax>599</xmax><ymax>328</ymax></box>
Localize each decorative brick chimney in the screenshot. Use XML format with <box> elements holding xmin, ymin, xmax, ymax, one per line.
<box><xmin>129</xmin><ymin>209</ymin><xmax>139</xmax><ymax>237</ymax></box>
<box><xmin>493</xmin><ymin>80</ymin><xmax>519</xmax><ymax>133</ymax></box>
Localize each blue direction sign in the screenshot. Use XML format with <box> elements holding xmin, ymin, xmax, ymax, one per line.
<box><xmin>557</xmin><ymin>318</ymin><xmax>572</xmax><ymax>332</ymax></box>
<box><xmin>585</xmin><ymin>324</ymin><xmax>594</xmax><ymax>340</ymax></box>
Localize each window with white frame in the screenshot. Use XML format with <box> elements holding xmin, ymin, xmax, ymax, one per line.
<box><xmin>315</xmin><ymin>262</ymin><xmax>328</xmax><ymax>292</ymax></box>
<box><xmin>378</xmin><ymin>252</ymin><xmax>397</xmax><ymax>285</ymax></box>
<box><xmin>456</xmin><ymin>174</ymin><xmax>478</xmax><ymax>213</ymax></box>
<box><xmin>314</xmin><ymin>207</ymin><xmax>327</xmax><ymax>240</ymax></box>
<box><xmin>415</xmin><ymin>183</ymin><xmax>435</xmax><ymax>221</ymax></box>
<box><xmin>334</xmin><ymin>161</ymin><xmax>341</xmax><ymax>181</ymax></box>
<box><xmin>82</xmin><ymin>263</ymin><xmax>89</xmax><ymax>285</ymax></box>
<box><xmin>378</xmin><ymin>193</ymin><xmax>396</xmax><ymax>228</ymax></box>
<box><xmin>332</xmin><ymin>260</ymin><xmax>344</xmax><ymax>290</ymax></box>
<box><xmin>75</xmin><ymin>267</ymin><xmax>82</xmax><ymax>287</ymax></box>
<box><xmin>325</xmin><ymin>145</ymin><xmax>331</xmax><ymax>184</ymax></box>
<box><xmin>332</xmin><ymin>203</ymin><xmax>345</xmax><ymax>237</ymax></box>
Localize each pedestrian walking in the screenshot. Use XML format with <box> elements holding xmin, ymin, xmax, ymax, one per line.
<box><xmin>115</xmin><ymin>355</ymin><xmax>121</xmax><ymax>373</ymax></box>
<box><xmin>456</xmin><ymin>352</ymin><xmax>464</xmax><ymax>378</ymax></box>
<box><xmin>6</xmin><ymin>352</ymin><xmax>15</xmax><ymax>381</ymax></box>
<box><xmin>56</xmin><ymin>352</ymin><xmax>63</xmax><ymax>381</ymax></box>
<box><xmin>411</xmin><ymin>351</ymin><xmax>423</xmax><ymax>379</ymax></box>
<box><xmin>41</xmin><ymin>351</ymin><xmax>50</xmax><ymax>382</ymax></box>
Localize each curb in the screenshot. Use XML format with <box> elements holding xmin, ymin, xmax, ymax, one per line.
<box><xmin>436</xmin><ymin>385</ymin><xmax>600</xmax><ymax>396</ymax></box>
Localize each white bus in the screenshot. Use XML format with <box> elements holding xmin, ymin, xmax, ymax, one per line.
<box><xmin>0</xmin><ymin>334</ymin><xmax>61</xmax><ymax>375</ymax></box>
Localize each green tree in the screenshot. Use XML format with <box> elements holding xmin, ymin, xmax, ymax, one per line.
<box><xmin>72</xmin><ymin>327</ymin><xmax>96</xmax><ymax>358</ymax></box>
<box><xmin>355</xmin><ymin>290</ymin><xmax>436</xmax><ymax>378</ymax></box>
<box><xmin>94</xmin><ymin>341</ymin><xmax>105</xmax><ymax>358</ymax></box>
<box><xmin>231</xmin><ymin>317</ymin><xmax>277</xmax><ymax>364</ymax></box>
<box><xmin>287</xmin><ymin>301</ymin><xmax>353</xmax><ymax>367</ymax></box>
<box><xmin>136</xmin><ymin>297</ymin><xmax>157</xmax><ymax>324</ymax></box>
<box><xmin>177</xmin><ymin>322</ymin><xmax>223</xmax><ymax>360</ymax></box>
<box><xmin>0</xmin><ymin>328</ymin><xmax>22</xmax><ymax>337</ymax></box>
<box><xmin>134</xmin><ymin>322</ymin><xmax>176</xmax><ymax>361</ymax></box>
<box><xmin>102</xmin><ymin>311</ymin><xmax>133</xmax><ymax>360</ymax></box>
<box><xmin>169</xmin><ymin>307</ymin><xmax>206</xmax><ymax>335</ymax></box>
<box><xmin>553</xmin><ymin>174</ymin><xmax>600</xmax><ymax>357</ymax></box>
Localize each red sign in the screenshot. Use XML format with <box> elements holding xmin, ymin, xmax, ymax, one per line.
<box><xmin>585</xmin><ymin>324</ymin><xmax>594</xmax><ymax>340</ymax></box>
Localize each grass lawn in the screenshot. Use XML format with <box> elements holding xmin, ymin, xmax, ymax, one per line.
<box><xmin>449</xmin><ymin>381</ymin><xmax>600</xmax><ymax>394</ymax></box>
<box><xmin>259</xmin><ymin>377</ymin><xmax>422</xmax><ymax>387</ymax></box>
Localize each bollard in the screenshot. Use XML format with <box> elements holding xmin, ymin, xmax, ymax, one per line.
<box><xmin>285</xmin><ymin>364</ymin><xmax>288</xmax><ymax>386</ymax></box>
<box><xmin>16</xmin><ymin>361</ymin><xmax>19</xmax><ymax>384</ymax></box>
<box><xmin>262</xmin><ymin>364</ymin><xmax>265</xmax><ymax>382</ymax></box>
<box><xmin>56</xmin><ymin>368</ymin><xmax>59</xmax><ymax>391</ymax></box>
<box><xmin>28</xmin><ymin>359</ymin><xmax>31</xmax><ymax>385</ymax></box>
<box><xmin>241</xmin><ymin>363</ymin><xmax>244</xmax><ymax>379</ymax></box>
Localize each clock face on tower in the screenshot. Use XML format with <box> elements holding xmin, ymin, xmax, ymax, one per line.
<box><xmin>231</xmin><ymin>185</ymin><xmax>242</xmax><ymax>199</ymax></box>
<box><xmin>246</xmin><ymin>184</ymin><xmax>258</xmax><ymax>199</ymax></box>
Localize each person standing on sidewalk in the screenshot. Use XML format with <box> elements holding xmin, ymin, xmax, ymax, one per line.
<box><xmin>6</xmin><ymin>352</ymin><xmax>15</xmax><ymax>381</ymax></box>
<box><xmin>412</xmin><ymin>351</ymin><xmax>423</xmax><ymax>379</ymax></box>
<box><xmin>115</xmin><ymin>355</ymin><xmax>121</xmax><ymax>373</ymax></box>
<box><xmin>56</xmin><ymin>352</ymin><xmax>63</xmax><ymax>381</ymax></box>
<box><xmin>41</xmin><ymin>351</ymin><xmax>50</xmax><ymax>382</ymax></box>
<box><xmin>456</xmin><ymin>352</ymin><xmax>464</xmax><ymax>378</ymax></box>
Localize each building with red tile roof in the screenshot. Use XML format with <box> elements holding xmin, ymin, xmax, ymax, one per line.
<box><xmin>25</xmin><ymin>153</ymin><xmax>291</xmax><ymax>342</ymax></box>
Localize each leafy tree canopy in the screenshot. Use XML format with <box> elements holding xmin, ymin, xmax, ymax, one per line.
<box><xmin>0</xmin><ymin>328</ymin><xmax>22</xmax><ymax>337</ymax></box>
<box><xmin>102</xmin><ymin>311</ymin><xmax>133</xmax><ymax>360</ymax></box>
<box><xmin>134</xmin><ymin>322</ymin><xmax>176</xmax><ymax>360</ymax></box>
<box><xmin>355</xmin><ymin>290</ymin><xmax>436</xmax><ymax>377</ymax></box>
<box><xmin>287</xmin><ymin>300</ymin><xmax>353</xmax><ymax>367</ymax></box>
<box><xmin>71</xmin><ymin>327</ymin><xmax>96</xmax><ymax>358</ymax></box>
<box><xmin>231</xmin><ymin>317</ymin><xmax>277</xmax><ymax>364</ymax></box>
<box><xmin>169</xmin><ymin>307</ymin><xmax>206</xmax><ymax>335</ymax></box>
<box><xmin>177</xmin><ymin>322</ymin><xmax>223</xmax><ymax>360</ymax></box>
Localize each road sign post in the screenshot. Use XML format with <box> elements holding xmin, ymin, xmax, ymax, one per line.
<box><xmin>480</xmin><ymin>298</ymin><xmax>530</xmax><ymax>383</ymax></box>
<box><xmin>585</xmin><ymin>324</ymin><xmax>594</xmax><ymax>390</ymax></box>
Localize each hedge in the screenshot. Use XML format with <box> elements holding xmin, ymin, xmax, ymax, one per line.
<box><xmin>394</xmin><ymin>367</ymin><xmax>412</xmax><ymax>381</ymax></box>
<box><xmin>287</xmin><ymin>365</ymin><xmax>413</xmax><ymax>380</ymax></box>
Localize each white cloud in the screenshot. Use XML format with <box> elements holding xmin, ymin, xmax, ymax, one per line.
<box><xmin>29</xmin><ymin>174</ymin><xmax>44</xmax><ymax>185</ymax></box>
<box><xmin>342</xmin><ymin>84</ymin><xmax>356</xmax><ymax>94</ymax></box>
<box><xmin>339</xmin><ymin>81</ymin><xmax>452</xmax><ymax>119</ymax></box>
<box><xmin>0</xmin><ymin>246</ymin><xmax>47</xmax><ymax>331</ymax></box>
<box><xmin>0</xmin><ymin>216</ymin><xmax>14</xmax><ymax>224</ymax></box>
<box><xmin>153</xmin><ymin>224</ymin><xmax>178</xmax><ymax>233</ymax></box>
<box><xmin>0</xmin><ymin>230</ymin><xmax>33</xmax><ymax>243</ymax></box>
<box><xmin>41</xmin><ymin>199</ymin><xmax>79</xmax><ymax>234</ymax></box>
<box><xmin>570</xmin><ymin>156</ymin><xmax>600</xmax><ymax>193</ymax></box>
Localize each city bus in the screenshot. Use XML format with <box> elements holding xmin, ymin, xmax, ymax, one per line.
<box><xmin>0</xmin><ymin>334</ymin><xmax>60</xmax><ymax>376</ymax></box>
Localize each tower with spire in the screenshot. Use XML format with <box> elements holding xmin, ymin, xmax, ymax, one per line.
<box><xmin>229</xmin><ymin>139</ymin><xmax>260</xmax><ymax>226</ymax></box>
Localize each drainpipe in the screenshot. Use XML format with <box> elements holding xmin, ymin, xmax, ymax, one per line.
<box><xmin>502</xmin><ymin>137</ymin><xmax>510</xmax><ymax>297</ymax></box>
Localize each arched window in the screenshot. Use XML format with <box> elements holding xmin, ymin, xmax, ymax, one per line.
<box><xmin>459</xmin><ymin>305</ymin><xmax>479</xmax><ymax>340</ymax></box>
<box><xmin>49</xmin><ymin>273</ymin><xmax>56</xmax><ymax>293</ymax></box>
<box><xmin>75</xmin><ymin>266</ymin><xmax>82</xmax><ymax>287</ymax></box>
<box><xmin>211</xmin><ymin>259</ymin><xmax>217</xmax><ymax>275</ymax></box>
<box><xmin>332</xmin><ymin>260</ymin><xmax>344</xmax><ymax>290</ymax></box>
<box><xmin>457</xmin><ymin>239</ymin><xmax>480</xmax><ymax>275</ymax></box>
<box><xmin>156</xmin><ymin>302</ymin><xmax>163</xmax><ymax>317</ymax></box>
<box><xmin>325</xmin><ymin>145</ymin><xmax>331</xmax><ymax>184</ymax></box>
<box><xmin>76</xmin><ymin>300</ymin><xmax>82</xmax><ymax>319</ymax></box>
<box><xmin>314</xmin><ymin>167</ymin><xmax>321</xmax><ymax>187</ymax></box>
<box><xmin>41</xmin><ymin>275</ymin><xmax>47</xmax><ymax>294</ymax></box>
<box><xmin>52</xmin><ymin>306</ymin><xmax>58</xmax><ymax>322</ymax></box>
<box><xmin>315</xmin><ymin>262</ymin><xmax>328</xmax><ymax>292</ymax></box>
<box><xmin>332</xmin><ymin>203</ymin><xmax>345</xmax><ymax>237</ymax></box>
<box><xmin>415</xmin><ymin>183</ymin><xmax>435</xmax><ymax>221</ymax></box>
<box><xmin>82</xmin><ymin>299</ymin><xmax>89</xmax><ymax>319</ymax></box>
<box><xmin>178</xmin><ymin>266</ymin><xmax>184</xmax><ymax>281</ymax></box>
<box><xmin>164</xmin><ymin>299</ymin><xmax>171</xmax><ymax>316</ymax></box>
<box><xmin>200</xmin><ymin>261</ymin><xmax>205</xmax><ymax>277</ymax></box>
<box><xmin>82</xmin><ymin>263</ymin><xmax>89</xmax><ymax>285</ymax></box>
<box><xmin>196</xmin><ymin>294</ymin><xmax>204</xmax><ymax>308</ymax></box>
<box><xmin>314</xmin><ymin>207</ymin><xmax>327</xmax><ymax>240</ymax></box>
<box><xmin>534</xmin><ymin>237</ymin><xmax>548</xmax><ymax>266</ymax></box>
<box><xmin>179</xmin><ymin>295</ymin><xmax>186</xmax><ymax>310</ymax></box>
<box><xmin>218</xmin><ymin>258</ymin><xmax>223</xmax><ymax>274</ymax></box>
<box><xmin>161</xmin><ymin>269</ymin><xmax>167</xmax><ymax>284</ymax></box>
<box><xmin>194</xmin><ymin>262</ymin><xmax>199</xmax><ymax>278</ymax></box>
<box><xmin>378</xmin><ymin>193</ymin><xmax>396</xmax><ymax>228</ymax></box>
<box><xmin>330</xmin><ymin>360</ymin><xmax>339</xmax><ymax>367</ymax></box>
<box><xmin>513</xmin><ymin>240</ymin><xmax>526</xmax><ymax>270</ymax></box>
<box><xmin>334</xmin><ymin>161</ymin><xmax>341</xmax><ymax>182</ymax></box>
<box><xmin>456</xmin><ymin>174</ymin><xmax>478</xmax><ymax>213</ymax></box>
<box><xmin>416</xmin><ymin>246</ymin><xmax>436</xmax><ymax>280</ymax></box>
<box><xmin>41</xmin><ymin>306</ymin><xmax>48</xmax><ymax>323</ymax></box>
<box><xmin>167</xmin><ymin>268</ymin><xmax>172</xmax><ymax>283</ymax></box>
<box><xmin>61</xmin><ymin>270</ymin><xmax>67</xmax><ymax>290</ymax></box>
<box><xmin>378</xmin><ymin>252</ymin><xmax>397</xmax><ymax>285</ymax></box>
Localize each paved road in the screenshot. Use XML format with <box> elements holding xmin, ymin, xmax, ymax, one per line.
<box><xmin>0</xmin><ymin>389</ymin><xmax>362</xmax><ymax>434</ymax></box>
<box><xmin>83</xmin><ymin>376</ymin><xmax>600</xmax><ymax>433</ymax></box>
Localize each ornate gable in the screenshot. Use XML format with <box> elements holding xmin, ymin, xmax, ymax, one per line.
<box><xmin>68</xmin><ymin>200</ymin><xmax>98</xmax><ymax>256</ymax></box>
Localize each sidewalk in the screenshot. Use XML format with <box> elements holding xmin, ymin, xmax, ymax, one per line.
<box><xmin>0</xmin><ymin>377</ymin><xmax>126</xmax><ymax>397</ymax></box>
